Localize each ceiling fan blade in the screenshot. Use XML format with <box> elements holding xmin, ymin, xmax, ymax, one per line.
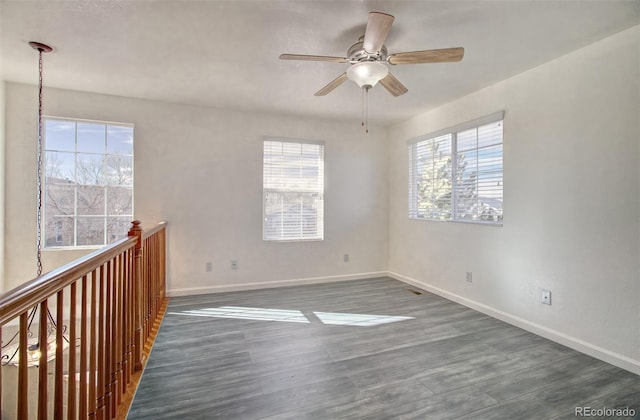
<box><xmin>314</xmin><ymin>73</ymin><xmax>348</xmax><ymax>96</ymax></box>
<box><xmin>363</xmin><ymin>12</ymin><xmax>394</xmax><ymax>54</ymax></box>
<box><xmin>379</xmin><ymin>72</ymin><xmax>408</xmax><ymax>97</ymax></box>
<box><xmin>388</xmin><ymin>47</ymin><xmax>464</xmax><ymax>65</ymax></box>
<box><xmin>280</xmin><ymin>54</ymin><xmax>348</xmax><ymax>63</ymax></box>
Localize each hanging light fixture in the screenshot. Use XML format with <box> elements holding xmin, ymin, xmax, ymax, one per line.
<box><xmin>346</xmin><ymin>61</ymin><xmax>388</xmax><ymax>134</ymax></box>
<box><xmin>1</xmin><ymin>41</ymin><xmax>70</xmax><ymax>367</ymax></box>
<box><xmin>346</xmin><ymin>61</ymin><xmax>388</xmax><ymax>88</ymax></box>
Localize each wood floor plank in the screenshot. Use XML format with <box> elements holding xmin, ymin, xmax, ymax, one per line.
<box><xmin>127</xmin><ymin>277</ymin><xmax>640</xmax><ymax>419</ymax></box>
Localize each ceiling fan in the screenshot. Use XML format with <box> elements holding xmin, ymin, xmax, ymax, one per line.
<box><xmin>279</xmin><ymin>11</ymin><xmax>464</xmax><ymax>98</ymax></box>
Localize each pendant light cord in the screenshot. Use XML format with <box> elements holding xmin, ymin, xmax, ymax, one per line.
<box><xmin>36</xmin><ymin>48</ymin><xmax>44</xmax><ymax>277</ymax></box>
<box><xmin>2</xmin><ymin>44</ymin><xmax>53</xmax><ymax>365</ymax></box>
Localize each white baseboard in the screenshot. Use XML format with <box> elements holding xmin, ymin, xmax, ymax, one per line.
<box><xmin>387</xmin><ymin>271</ymin><xmax>640</xmax><ymax>376</ymax></box>
<box><xmin>167</xmin><ymin>271</ymin><xmax>388</xmax><ymax>297</ymax></box>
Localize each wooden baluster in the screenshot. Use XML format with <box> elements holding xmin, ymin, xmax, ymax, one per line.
<box><xmin>111</xmin><ymin>254</ymin><xmax>121</xmax><ymax>413</ymax></box>
<box><xmin>151</xmin><ymin>237</ymin><xmax>157</xmax><ymax>328</ymax></box>
<box><xmin>162</xmin><ymin>228</ymin><xmax>167</xmax><ymax>299</ymax></box>
<box><xmin>128</xmin><ymin>248</ymin><xmax>134</xmax><ymax>379</ymax></box>
<box><xmin>154</xmin><ymin>236</ymin><xmax>159</xmax><ymax>324</ymax></box>
<box><xmin>38</xmin><ymin>300</ymin><xmax>48</xmax><ymax>420</ymax></box>
<box><xmin>126</xmin><ymin>249</ymin><xmax>133</xmax><ymax>381</ymax></box>
<box><xmin>0</xmin><ymin>327</ymin><xmax>2</xmax><ymax>418</ymax></box>
<box><xmin>128</xmin><ymin>221</ymin><xmax>143</xmax><ymax>371</ymax></box>
<box><xmin>55</xmin><ymin>290</ymin><xmax>64</xmax><ymax>419</ymax></box>
<box><xmin>156</xmin><ymin>231</ymin><xmax>164</xmax><ymax>305</ymax></box>
<box><xmin>117</xmin><ymin>252</ymin><xmax>125</xmax><ymax>397</ymax></box>
<box><xmin>144</xmin><ymin>237</ymin><xmax>149</xmax><ymax>341</ymax></box>
<box><xmin>145</xmin><ymin>237</ymin><xmax>151</xmax><ymax>343</ymax></box>
<box><xmin>120</xmin><ymin>252</ymin><xmax>127</xmax><ymax>391</ymax></box>
<box><xmin>149</xmin><ymin>237</ymin><xmax>154</xmax><ymax>334</ymax></box>
<box><xmin>79</xmin><ymin>276</ymin><xmax>88</xmax><ymax>420</ymax></box>
<box><xmin>97</xmin><ymin>264</ymin><xmax>106</xmax><ymax>420</ymax></box>
<box><xmin>122</xmin><ymin>251</ymin><xmax>127</xmax><ymax>386</ymax></box>
<box><xmin>68</xmin><ymin>282</ymin><xmax>77</xmax><ymax>420</ymax></box>
<box><xmin>104</xmin><ymin>260</ymin><xmax>113</xmax><ymax>420</ymax></box>
<box><xmin>158</xmin><ymin>237</ymin><xmax>162</xmax><ymax>312</ymax></box>
<box><xmin>151</xmin><ymin>236</ymin><xmax>155</xmax><ymax>338</ymax></box>
<box><xmin>147</xmin><ymin>236</ymin><xmax>152</xmax><ymax>339</ymax></box>
<box><xmin>130</xmin><ymin>248</ymin><xmax>135</xmax><ymax>373</ymax></box>
<box><xmin>139</xmin><ymin>238</ymin><xmax>144</xmax><ymax>345</ymax></box>
<box><xmin>140</xmin><ymin>238</ymin><xmax>146</xmax><ymax>344</ymax></box>
<box><xmin>89</xmin><ymin>270</ymin><xmax>97</xmax><ymax>419</ymax></box>
<box><xmin>18</xmin><ymin>312</ymin><xmax>29</xmax><ymax>419</ymax></box>
<box><xmin>126</xmin><ymin>251</ymin><xmax>133</xmax><ymax>378</ymax></box>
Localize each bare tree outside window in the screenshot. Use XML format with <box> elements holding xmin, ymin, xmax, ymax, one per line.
<box><xmin>44</xmin><ymin>118</ymin><xmax>134</xmax><ymax>247</ymax></box>
<box><xmin>409</xmin><ymin>117</ymin><xmax>503</xmax><ymax>224</ymax></box>
<box><xmin>416</xmin><ymin>135</ymin><xmax>453</xmax><ymax>220</ymax></box>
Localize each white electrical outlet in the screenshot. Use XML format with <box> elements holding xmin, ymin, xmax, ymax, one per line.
<box><xmin>344</xmin><ymin>254</ymin><xmax>350</xmax><ymax>262</ymax></box>
<box><xmin>205</xmin><ymin>262</ymin><xmax>213</xmax><ymax>272</ymax></box>
<box><xmin>541</xmin><ymin>289</ymin><xmax>552</xmax><ymax>305</ymax></box>
<box><xmin>231</xmin><ymin>260</ymin><xmax>238</xmax><ymax>270</ymax></box>
<box><xmin>466</xmin><ymin>272</ymin><xmax>473</xmax><ymax>283</ymax></box>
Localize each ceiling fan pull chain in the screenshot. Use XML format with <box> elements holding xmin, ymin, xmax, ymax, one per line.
<box><xmin>361</xmin><ymin>87</ymin><xmax>365</xmax><ymax>129</ymax></box>
<box><xmin>365</xmin><ymin>86</ymin><xmax>369</xmax><ymax>134</ymax></box>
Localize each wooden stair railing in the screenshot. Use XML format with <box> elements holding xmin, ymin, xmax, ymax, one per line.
<box><xmin>0</xmin><ymin>220</ymin><xmax>168</xmax><ymax>419</ymax></box>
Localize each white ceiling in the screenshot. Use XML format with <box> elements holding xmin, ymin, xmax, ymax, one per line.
<box><xmin>1</xmin><ymin>0</ymin><xmax>638</xmax><ymax>127</ymax></box>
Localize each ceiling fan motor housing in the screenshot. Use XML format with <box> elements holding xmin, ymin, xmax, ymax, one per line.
<box><xmin>347</xmin><ymin>38</ymin><xmax>388</xmax><ymax>63</ymax></box>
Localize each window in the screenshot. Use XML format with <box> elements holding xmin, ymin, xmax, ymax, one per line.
<box><xmin>409</xmin><ymin>112</ymin><xmax>503</xmax><ymax>224</ymax></box>
<box><xmin>44</xmin><ymin>118</ymin><xmax>134</xmax><ymax>248</ymax></box>
<box><xmin>263</xmin><ymin>138</ymin><xmax>324</xmax><ymax>241</ymax></box>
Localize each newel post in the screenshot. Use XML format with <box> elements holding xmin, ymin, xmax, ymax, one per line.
<box><xmin>128</xmin><ymin>220</ymin><xmax>144</xmax><ymax>371</ymax></box>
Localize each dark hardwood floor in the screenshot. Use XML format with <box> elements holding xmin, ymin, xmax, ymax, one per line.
<box><xmin>127</xmin><ymin>277</ymin><xmax>640</xmax><ymax>419</ymax></box>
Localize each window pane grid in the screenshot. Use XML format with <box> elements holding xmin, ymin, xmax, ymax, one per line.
<box><xmin>263</xmin><ymin>139</ymin><xmax>324</xmax><ymax>241</ymax></box>
<box><xmin>409</xmin><ymin>118</ymin><xmax>503</xmax><ymax>224</ymax></box>
<box><xmin>44</xmin><ymin>117</ymin><xmax>134</xmax><ymax>247</ymax></box>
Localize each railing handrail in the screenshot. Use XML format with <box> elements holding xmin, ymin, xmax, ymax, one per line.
<box><xmin>142</xmin><ymin>221</ymin><xmax>167</xmax><ymax>240</ymax></box>
<box><xmin>0</xmin><ymin>220</ymin><xmax>168</xmax><ymax>419</ymax></box>
<box><xmin>0</xmin><ymin>236</ymin><xmax>138</xmax><ymax>325</ymax></box>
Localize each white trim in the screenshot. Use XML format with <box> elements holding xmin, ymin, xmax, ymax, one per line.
<box><xmin>44</xmin><ymin>115</ymin><xmax>135</xmax><ymax>128</ymax></box>
<box><xmin>167</xmin><ymin>271</ymin><xmax>387</xmax><ymax>297</ymax></box>
<box><xmin>263</xmin><ymin>136</ymin><xmax>325</xmax><ymax>146</ymax></box>
<box><xmin>407</xmin><ymin>110</ymin><xmax>505</xmax><ymax>145</ymax></box>
<box><xmin>387</xmin><ymin>271</ymin><xmax>640</xmax><ymax>376</ymax></box>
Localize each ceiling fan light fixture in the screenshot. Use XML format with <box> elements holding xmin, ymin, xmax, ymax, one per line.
<box><xmin>347</xmin><ymin>61</ymin><xmax>388</xmax><ymax>88</ymax></box>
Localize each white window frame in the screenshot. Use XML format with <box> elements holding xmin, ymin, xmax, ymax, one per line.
<box><xmin>408</xmin><ymin>111</ymin><xmax>504</xmax><ymax>225</ymax></box>
<box><xmin>263</xmin><ymin>137</ymin><xmax>325</xmax><ymax>241</ymax></box>
<box><xmin>43</xmin><ymin>116</ymin><xmax>134</xmax><ymax>249</ymax></box>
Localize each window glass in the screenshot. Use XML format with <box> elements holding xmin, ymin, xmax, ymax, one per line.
<box><xmin>263</xmin><ymin>139</ymin><xmax>324</xmax><ymax>241</ymax></box>
<box><xmin>409</xmin><ymin>116</ymin><xmax>503</xmax><ymax>225</ymax></box>
<box><xmin>44</xmin><ymin>118</ymin><xmax>134</xmax><ymax>247</ymax></box>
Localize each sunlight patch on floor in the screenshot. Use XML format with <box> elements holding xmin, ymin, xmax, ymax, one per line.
<box><xmin>169</xmin><ymin>306</ymin><xmax>415</xmax><ymax>326</ymax></box>
<box><xmin>169</xmin><ymin>306</ymin><xmax>310</xmax><ymax>323</ymax></box>
<box><xmin>313</xmin><ymin>311</ymin><xmax>414</xmax><ymax>326</ymax></box>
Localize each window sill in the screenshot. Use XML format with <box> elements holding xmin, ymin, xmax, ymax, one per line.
<box><xmin>263</xmin><ymin>238</ymin><xmax>324</xmax><ymax>243</ymax></box>
<box><xmin>409</xmin><ymin>217</ymin><xmax>503</xmax><ymax>227</ymax></box>
<box><xmin>43</xmin><ymin>245</ymin><xmax>104</xmax><ymax>251</ymax></box>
